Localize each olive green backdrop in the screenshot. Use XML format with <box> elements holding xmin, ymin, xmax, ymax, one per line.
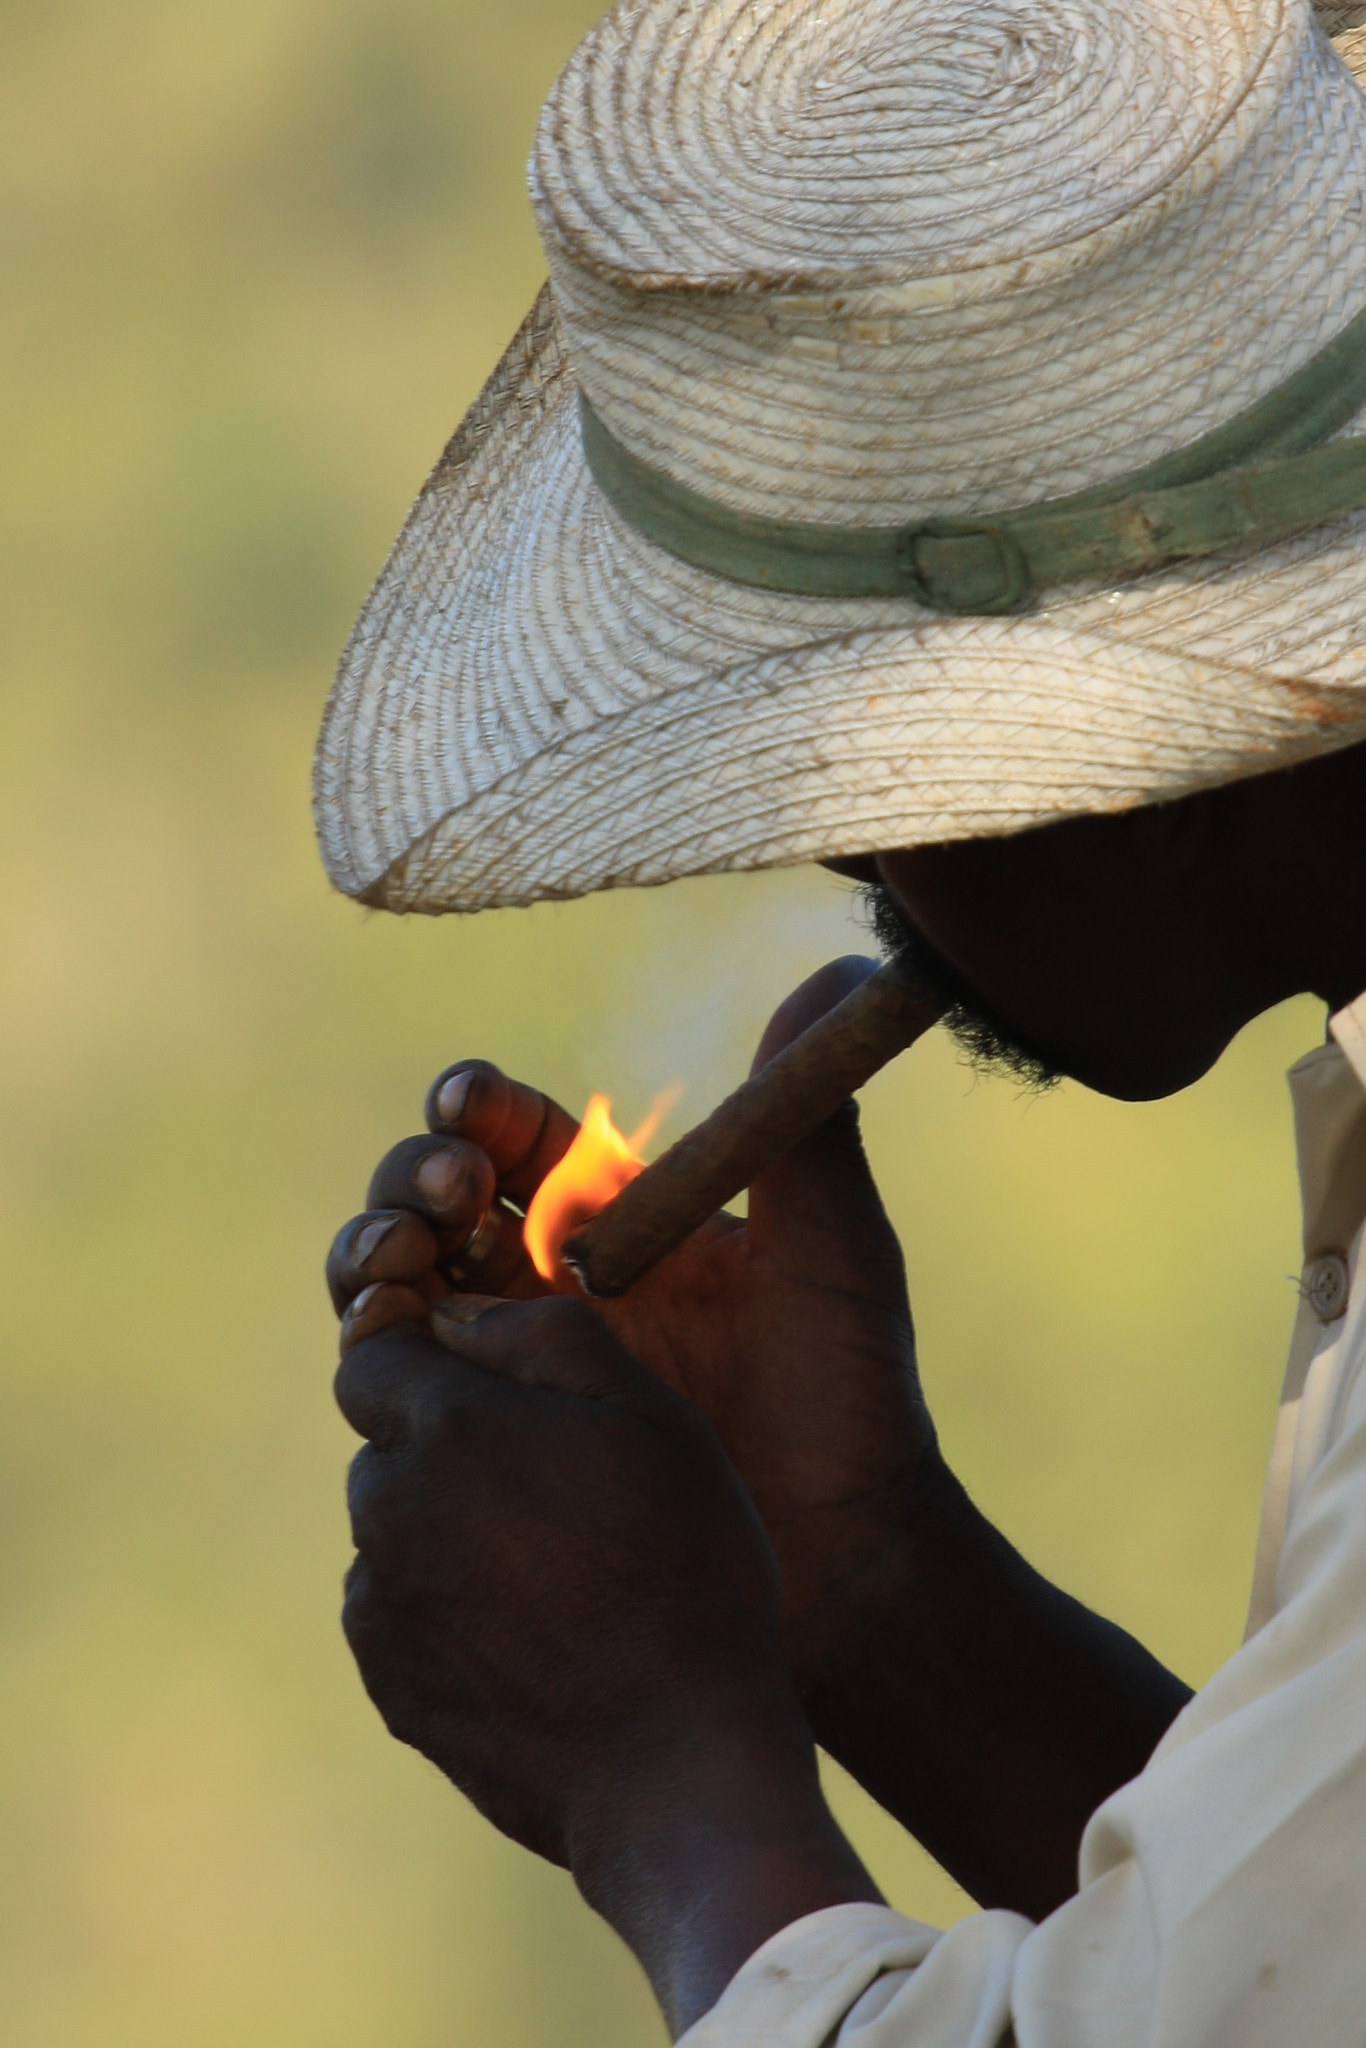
<box><xmin>0</xmin><ymin>3</ymin><xmax>1320</xmax><ymax>2041</ymax></box>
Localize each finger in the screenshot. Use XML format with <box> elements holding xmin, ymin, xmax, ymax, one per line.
<box><xmin>339</xmin><ymin>1281</ymin><xmax>432</xmax><ymax>1353</ymax></box>
<box><xmin>432</xmin><ymin>1295</ymin><xmax>646</xmax><ymax>1402</ymax></box>
<box><xmin>343</xmin><ymin>1444</ymin><xmax>437</xmax><ymax>1578</ymax></box>
<box><xmin>435</xmin><ymin>1200</ymin><xmax>546</xmax><ymax>1300</ymax></box>
<box><xmin>424</xmin><ymin>1062</ymin><xmax>581</xmax><ymax>1205</ymax></box>
<box><xmin>748</xmin><ymin>955</ymin><xmax>880</xmax><ymax>1073</ymax></box>
<box><xmin>335</xmin><ymin>1318</ymin><xmax>503</xmax><ymax>1443</ymax></box>
<box><xmin>366</xmin><ymin>1135</ymin><xmax>497</xmax><ymax>1241</ymax></box>
<box><xmin>327</xmin><ymin>1209</ymin><xmax>441</xmax><ymax>1315</ymax></box>
<box><xmin>745</xmin><ymin>959</ymin><xmax>905</xmax><ymax>1287</ymax></box>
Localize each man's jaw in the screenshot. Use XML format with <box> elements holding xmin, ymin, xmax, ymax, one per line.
<box><xmin>860</xmin><ymin>883</ymin><xmax>1066</xmax><ymax>1092</ymax></box>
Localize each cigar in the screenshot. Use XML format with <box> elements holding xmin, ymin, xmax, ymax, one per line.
<box><xmin>562</xmin><ymin>963</ymin><xmax>941</xmax><ymax>1297</ymax></box>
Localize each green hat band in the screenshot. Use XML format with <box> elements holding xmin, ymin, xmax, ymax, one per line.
<box><xmin>579</xmin><ymin>298</ymin><xmax>1366</xmax><ymax>616</ymax></box>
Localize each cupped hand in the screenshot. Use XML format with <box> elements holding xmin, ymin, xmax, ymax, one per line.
<box><xmin>336</xmin><ymin>1301</ymin><xmax>880</xmax><ymax>2029</ymax></box>
<box><xmin>338</xmin><ymin>1297</ymin><xmax>792</xmax><ymax>1862</ymax></box>
<box><xmin>328</xmin><ymin>957</ymin><xmax>940</xmax><ymax>1682</ymax></box>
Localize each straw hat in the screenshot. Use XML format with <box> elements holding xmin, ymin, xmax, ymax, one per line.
<box><xmin>315</xmin><ymin>0</ymin><xmax>1366</xmax><ymax>913</ymax></box>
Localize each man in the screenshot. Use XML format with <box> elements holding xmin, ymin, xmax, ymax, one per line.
<box><xmin>314</xmin><ymin>0</ymin><xmax>1366</xmax><ymax>2037</ymax></box>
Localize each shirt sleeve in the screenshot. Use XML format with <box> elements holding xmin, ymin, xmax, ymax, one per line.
<box><xmin>675</xmin><ymin>1902</ymin><xmax>1027</xmax><ymax>2048</ymax></box>
<box><xmin>679</xmin><ymin>1308</ymin><xmax>1366</xmax><ymax>2048</ymax></box>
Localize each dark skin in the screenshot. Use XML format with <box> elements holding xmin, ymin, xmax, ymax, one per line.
<box><xmin>329</xmin><ymin>735</ymin><xmax>1366</xmax><ymax>2038</ymax></box>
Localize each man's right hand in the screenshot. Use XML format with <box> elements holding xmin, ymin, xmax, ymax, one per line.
<box><xmin>328</xmin><ymin>955</ymin><xmax>941</xmax><ymax>1684</ymax></box>
<box><xmin>329</xmin><ymin>956</ymin><xmax>1192</xmax><ymax>1919</ymax></box>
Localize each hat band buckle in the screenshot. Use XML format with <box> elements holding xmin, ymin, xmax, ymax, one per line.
<box><xmin>580</xmin><ymin>295</ymin><xmax>1366</xmax><ymax>614</ymax></box>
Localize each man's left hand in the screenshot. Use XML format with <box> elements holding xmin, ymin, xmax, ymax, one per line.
<box><xmin>335</xmin><ymin>1296</ymin><xmax>880</xmax><ymax>2033</ymax></box>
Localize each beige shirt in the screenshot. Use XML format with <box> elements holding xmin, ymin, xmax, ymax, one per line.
<box><xmin>681</xmin><ymin>997</ymin><xmax>1366</xmax><ymax>2048</ymax></box>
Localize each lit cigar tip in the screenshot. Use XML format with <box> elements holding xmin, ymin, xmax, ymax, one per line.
<box><xmin>559</xmin><ymin>1243</ymin><xmax>608</xmax><ymax>1297</ymax></box>
<box><xmin>561</xmin><ymin>967</ymin><xmax>942</xmax><ymax>1297</ymax></box>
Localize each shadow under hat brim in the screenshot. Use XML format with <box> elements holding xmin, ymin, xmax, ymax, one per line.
<box><xmin>315</xmin><ymin>261</ymin><xmax>1366</xmax><ymax>913</ymax></box>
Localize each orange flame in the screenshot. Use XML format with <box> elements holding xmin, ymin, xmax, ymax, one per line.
<box><xmin>525</xmin><ymin>1092</ymin><xmax>675</xmax><ymax>1282</ymax></box>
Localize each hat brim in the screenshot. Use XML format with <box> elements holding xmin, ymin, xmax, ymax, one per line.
<box><xmin>316</xmin><ymin>218</ymin><xmax>1366</xmax><ymax>914</ymax></box>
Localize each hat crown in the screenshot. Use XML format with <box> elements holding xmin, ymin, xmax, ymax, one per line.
<box><xmin>534</xmin><ymin>0</ymin><xmax>1274</xmax><ymax>284</ymax></box>
<box><xmin>531</xmin><ymin>0</ymin><xmax>1366</xmax><ymax>524</ymax></box>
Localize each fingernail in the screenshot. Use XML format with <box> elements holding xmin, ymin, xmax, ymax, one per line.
<box><xmin>461</xmin><ymin>1206</ymin><xmax>500</xmax><ymax>1266</ymax></box>
<box><xmin>415</xmin><ymin>1150</ymin><xmax>462</xmax><ymax>1208</ymax></box>
<box><xmin>356</xmin><ymin>1215</ymin><xmax>398</xmax><ymax>1267</ymax></box>
<box><xmin>436</xmin><ymin>1072</ymin><xmax>474</xmax><ymax>1127</ymax></box>
<box><xmin>344</xmin><ymin>1282</ymin><xmax>382</xmax><ymax>1325</ymax></box>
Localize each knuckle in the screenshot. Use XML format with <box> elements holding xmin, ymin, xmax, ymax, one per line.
<box><xmin>345</xmin><ymin>1444</ymin><xmax>394</xmax><ymax>1545</ymax></box>
<box><xmin>333</xmin><ymin>1337</ymin><xmax>405</xmax><ymax>1436</ymax></box>
<box><xmin>332</xmin><ymin>1345</ymin><xmax>373</xmax><ymax>1425</ymax></box>
<box><xmin>346</xmin><ymin>1443</ymin><xmax>442</xmax><ymax>1572</ymax></box>
<box><xmin>332</xmin><ymin>1351</ymin><xmax>360</xmax><ymax>1422</ymax></box>
<box><xmin>340</xmin><ymin>1557</ymin><xmax>381</xmax><ymax>1656</ymax></box>
<box><xmin>340</xmin><ymin>1553</ymin><xmax>371</xmax><ymax>1626</ymax></box>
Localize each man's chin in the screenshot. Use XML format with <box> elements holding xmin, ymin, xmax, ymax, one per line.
<box><xmin>1058</xmin><ymin>1037</ymin><xmax>1231</xmax><ymax>1103</ymax></box>
<box><xmin>861</xmin><ymin>880</ymin><xmax>1233</xmax><ymax>1103</ymax></box>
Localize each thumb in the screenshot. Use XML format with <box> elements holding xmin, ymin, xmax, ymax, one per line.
<box><xmin>745</xmin><ymin>957</ymin><xmax>906</xmax><ymax>1286</ymax></box>
<box><xmin>430</xmin><ymin>1294</ymin><xmax>647</xmax><ymax>1402</ymax></box>
<box><xmin>748</xmin><ymin>955</ymin><xmax>882</xmax><ymax>1074</ymax></box>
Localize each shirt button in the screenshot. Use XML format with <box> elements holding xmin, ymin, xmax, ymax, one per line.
<box><xmin>1305</xmin><ymin>1252</ymin><xmax>1351</xmax><ymax>1324</ymax></box>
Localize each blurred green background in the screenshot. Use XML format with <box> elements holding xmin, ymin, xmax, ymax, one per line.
<box><xmin>0</xmin><ymin>3</ymin><xmax>1322</xmax><ymax>2041</ymax></box>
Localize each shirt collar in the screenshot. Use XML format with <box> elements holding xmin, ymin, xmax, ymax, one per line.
<box><xmin>1288</xmin><ymin>992</ymin><xmax>1366</xmax><ymax>1260</ymax></box>
<box><xmin>1331</xmin><ymin>992</ymin><xmax>1366</xmax><ymax>1092</ymax></box>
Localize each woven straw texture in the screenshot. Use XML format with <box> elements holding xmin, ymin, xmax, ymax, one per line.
<box><xmin>316</xmin><ymin>0</ymin><xmax>1366</xmax><ymax>912</ymax></box>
